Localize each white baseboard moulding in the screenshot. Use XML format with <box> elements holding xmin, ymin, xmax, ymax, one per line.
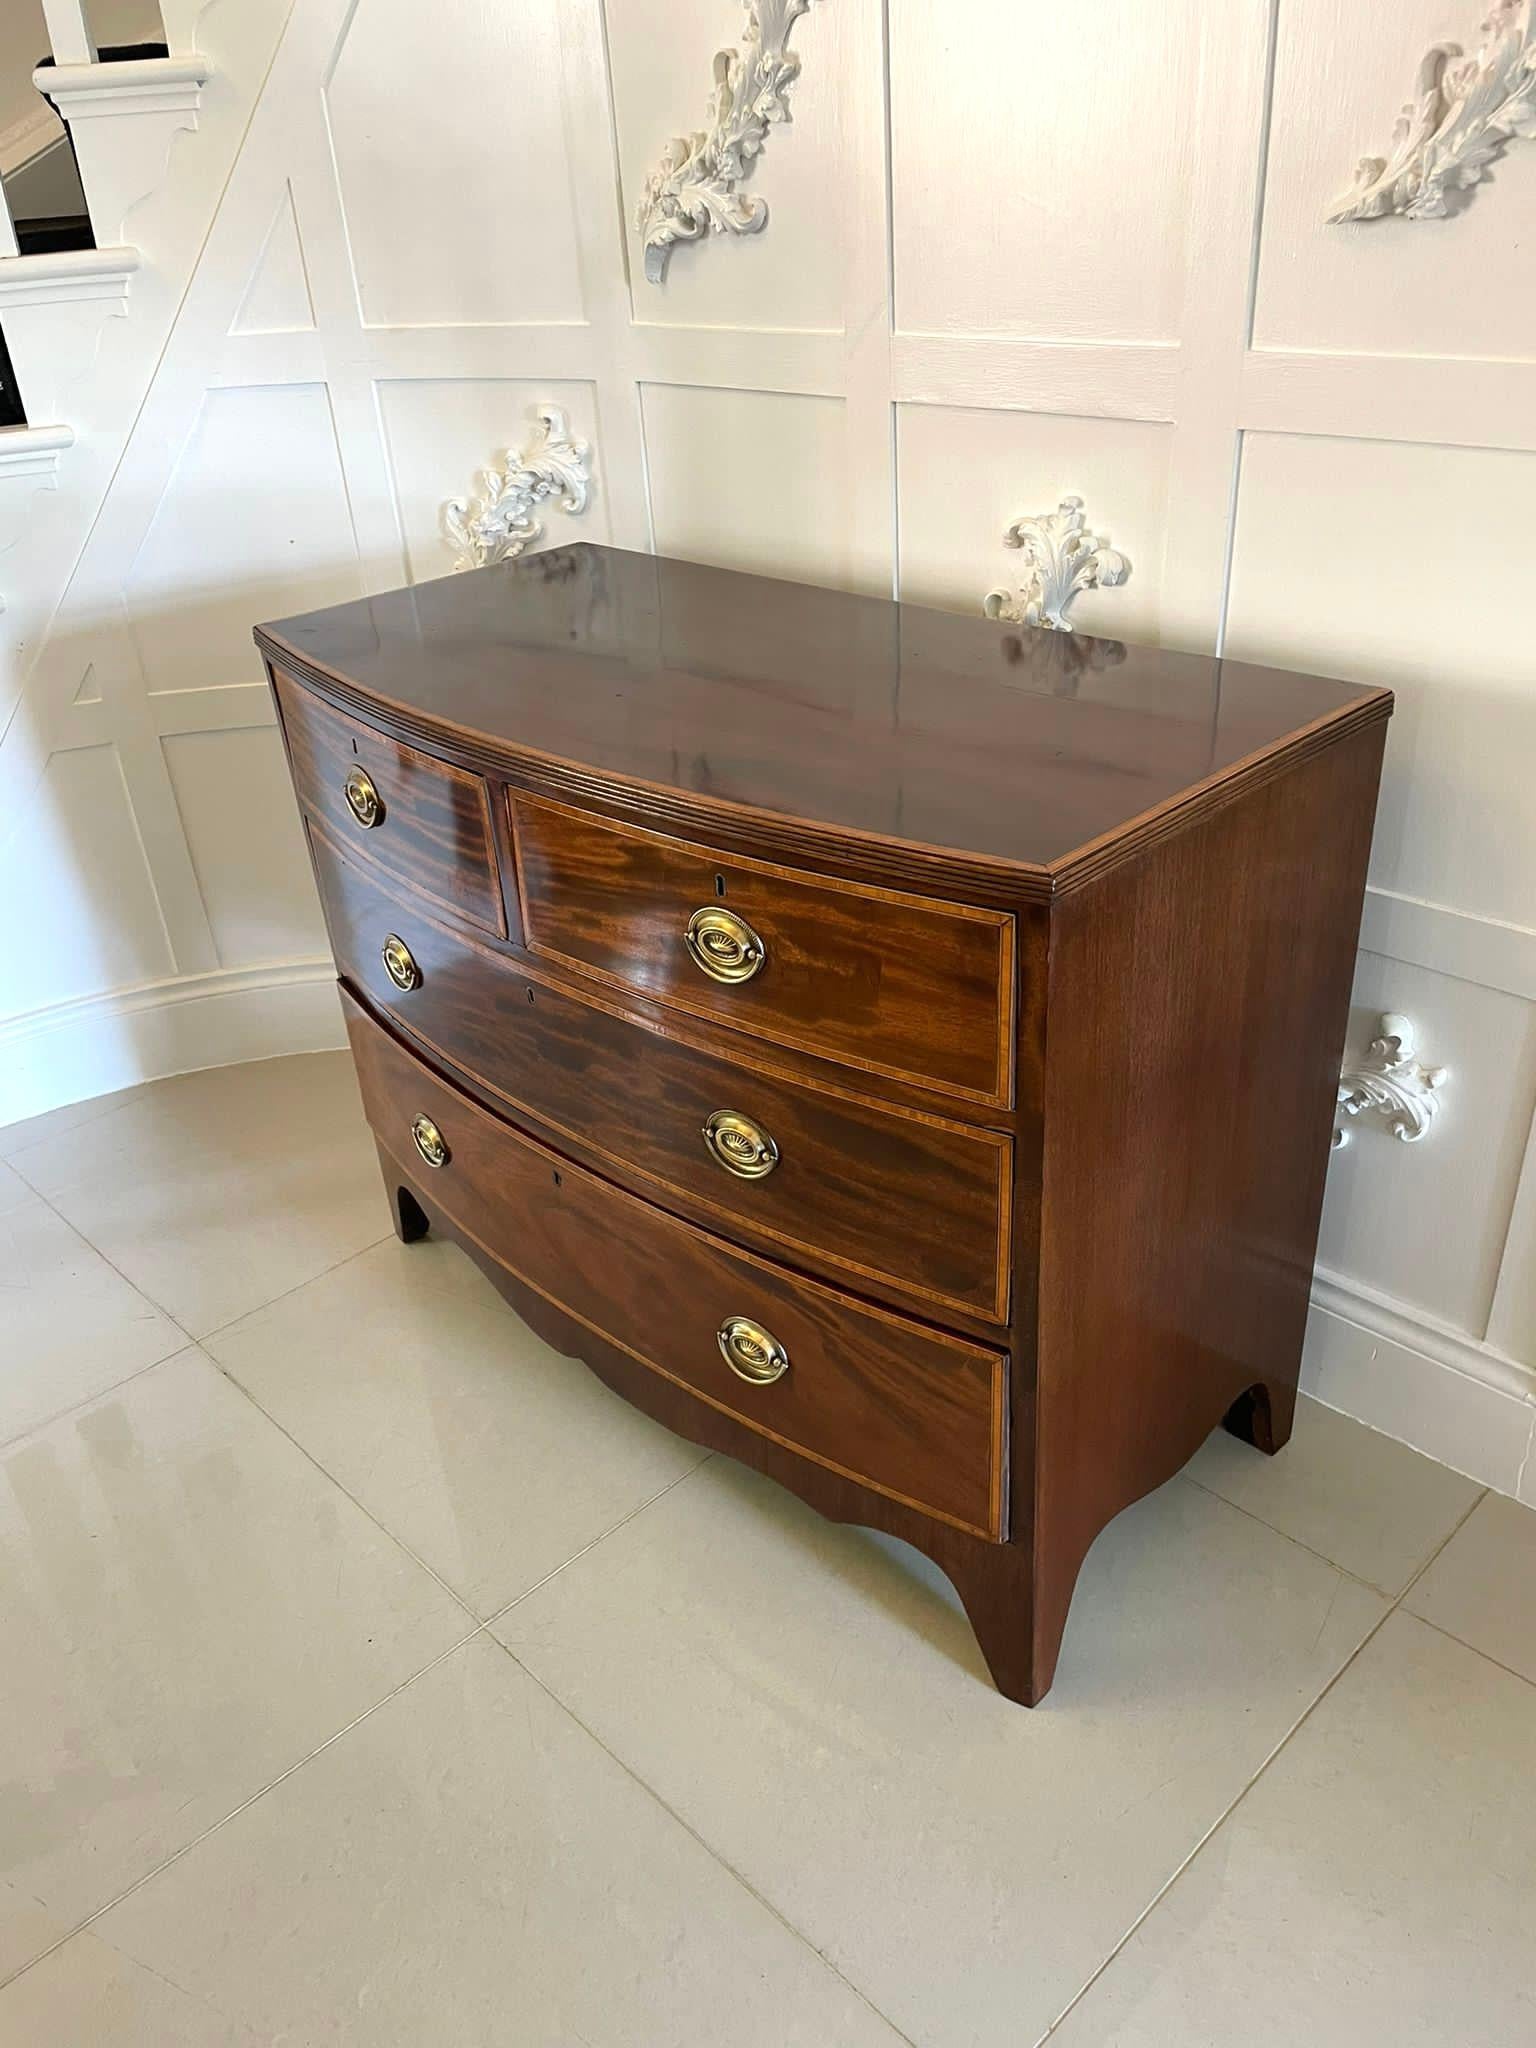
<box><xmin>0</xmin><ymin>959</ymin><xmax>345</xmax><ymax>1131</ymax></box>
<box><xmin>1305</xmin><ymin>1267</ymin><xmax>1536</xmax><ymax>1502</ymax></box>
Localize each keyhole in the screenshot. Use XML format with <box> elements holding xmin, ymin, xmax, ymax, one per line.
<box><xmin>714</xmin><ymin>873</ymin><xmax>726</xmax><ymax>897</ymax></box>
<box><xmin>551</xmin><ymin>1169</ymin><xmax>562</xmax><ymax>1189</ymax></box>
<box><xmin>526</xmin><ymin>988</ymin><xmax>535</xmax><ymax>1004</ymax></box>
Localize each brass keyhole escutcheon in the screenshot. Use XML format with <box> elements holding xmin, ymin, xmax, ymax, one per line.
<box><xmin>344</xmin><ymin>766</ymin><xmax>382</xmax><ymax>828</ymax></box>
<box><xmin>381</xmin><ymin>934</ymin><xmax>420</xmax><ymax>992</ymax></box>
<box><xmin>411</xmin><ymin>1114</ymin><xmax>449</xmax><ymax>1169</ymax></box>
<box><xmin>717</xmin><ymin>1316</ymin><xmax>789</xmax><ymax>1385</ymax></box>
<box><xmin>702</xmin><ymin>1109</ymin><xmax>779</xmax><ymax>1180</ymax></box>
<box><xmin>684</xmin><ymin>906</ymin><xmax>765</xmax><ymax>985</ymax></box>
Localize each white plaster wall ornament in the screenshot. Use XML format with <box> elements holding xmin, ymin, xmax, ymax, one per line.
<box><xmin>1327</xmin><ymin>0</ymin><xmax>1536</xmax><ymax>223</ymax></box>
<box><xmin>983</xmin><ymin>496</ymin><xmax>1130</xmax><ymax>633</ymax></box>
<box><xmin>1334</xmin><ymin>1013</ymin><xmax>1449</xmax><ymax>1148</ymax></box>
<box><xmin>442</xmin><ymin>406</ymin><xmax>591</xmax><ymax>571</ymax></box>
<box><xmin>636</xmin><ymin>0</ymin><xmax>814</xmax><ymax>285</ymax></box>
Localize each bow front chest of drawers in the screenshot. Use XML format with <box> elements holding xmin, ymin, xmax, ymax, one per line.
<box><xmin>258</xmin><ymin>545</ymin><xmax>1390</xmax><ymax>1705</ymax></box>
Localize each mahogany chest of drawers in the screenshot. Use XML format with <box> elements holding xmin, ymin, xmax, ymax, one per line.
<box><xmin>258</xmin><ymin>544</ymin><xmax>1390</xmax><ymax>1705</ymax></box>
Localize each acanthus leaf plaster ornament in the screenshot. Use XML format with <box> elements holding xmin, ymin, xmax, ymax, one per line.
<box><xmin>636</xmin><ymin>0</ymin><xmax>814</xmax><ymax>285</ymax></box>
<box><xmin>983</xmin><ymin>497</ymin><xmax>1130</xmax><ymax>633</ymax></box>
<box><xmin>1328</xmin><ymin>0</ymin><xmax>1536</xmax><ymax>223</ymax></box>
<box><xmin>1334</xmin><ymin>1013</ymin><xmax>1449</xmax><ymax>1148</ymax></box>
<box><xmin>442</xmin><ymin>406</ymin><xmax>591</xmax><ymax>572</ymax></box>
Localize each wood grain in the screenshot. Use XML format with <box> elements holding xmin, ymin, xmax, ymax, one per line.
<box><xmin>511</xmin><ymin>791</ymin><xmax>1015</xmax><ymax>1106</ymax></box>
<box><xmin>345</xmin><ymin>990</ymin><xmax>1009</xmax><ymax>1540</ymax></box>
<box><xmin>273</xmin><ymin>665</ymin><xmax>506</xmax><ymax>934</ymax></box>
<box><xmin>313</xmin><ymin>824</ymin><xmax>1012</xmax><ymax>1322</ymax></box>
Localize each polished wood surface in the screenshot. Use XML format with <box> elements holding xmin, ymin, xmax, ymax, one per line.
<box><xmin>511</xmin><ymin>792</ymin><xmax>1015</xmax><ymax>1105</ymax></box>
<box><xmin>312</xmin><ymin>824</ymin><xmax>1011</xmax><ymax>1322</ymax></box>
<box><xmin>274</xmin><ymin>668</ymin><xmax>506</xmax><ymax>934</ymax></box>
<box><xmin>258</xmin><ymin>543</ymin><xmax>1388</xmax><ymax>881</ymax></box>
<box><xmin>1029</xmin><ymin>716</ymin><xmax>1387</xmax><ymax>1699</ymax></box>
<box><xmin>261</xmin><ymin>547</ymin><xmax>1392</xmax><ymax>1706</ymax></box>
<box><xmin>346</xmin><ymin>991</ymin><xmax>1008</xmax><ymax>1539</ymax></box>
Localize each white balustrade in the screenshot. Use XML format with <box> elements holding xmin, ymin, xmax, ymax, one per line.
<box><xmin>39</xmin><ymin>0</ymin><xmax>98</xmax><ymax>66</ymax></box>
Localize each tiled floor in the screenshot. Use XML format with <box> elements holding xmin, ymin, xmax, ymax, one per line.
<box><xmin>1</xmin><ymin>1051</ymin><xmax>1531</xmax><ymax>2046</ymax></box>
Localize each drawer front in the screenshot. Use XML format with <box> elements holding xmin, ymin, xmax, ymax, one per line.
<box><xmin>345</xmin><ymin>992</ymin><xmax>1007</xmax><ymax>1540</ymax></box>
<box><xmin>314</xmin><ymin>828</ymin><xmax>1011</xmax><ymax>1323</ymax></box>
<box><xmin>273</xmin><ymin>667</ymin><xmax>504</xmax><ymax>932</ymax></box>
<box><xmin>510</xmin><ymin>794</ymin><xmax>1014</xmax><ymax>1106</ymax></box>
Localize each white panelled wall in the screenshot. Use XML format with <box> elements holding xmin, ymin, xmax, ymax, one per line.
<box><xmin>3</xmin><ymin>0</ymin><xmax>1534</xmax><ymax>1495</ymax></box>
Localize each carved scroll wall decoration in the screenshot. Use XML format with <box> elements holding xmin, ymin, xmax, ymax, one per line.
<box><xmin>983</xmin><ymin>497</ymin><xmax>1131</xmax><ymax>633</ymax></box>
<box><xmin>442</xmin><ymin>406</ymin><xmax>591</xmax><ymax>571</ymax></box>
<box><xmin>636</xmin><ymin>0</ymin><xmax>815</xmax><ymax>285</ymax></box>
<box><xmin>1328</xmin><ymin>0</ymin><xmax>1536</xmax><ymax>223</ymax></box>
<box><xmin>1334</xmin><ymin>1013</ymin><xmax>1449</xmax><ymax>1148</ymax></box>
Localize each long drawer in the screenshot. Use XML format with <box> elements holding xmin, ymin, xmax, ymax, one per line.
<box><xmin>273</xmin><ymin>667</ymin><xmax>506</xmax><ymax>933</ymax></box>
<box><xmin>509</xmin><ymin>792</ymin><xmax>1015</xmax><ymax>1106</ymax></box>
<box><xmin>344</xmin><ymin>990</ymin><xmax>1008</xmax><ymax>1540</ymax></box>
<box><xmin>313</xmin><ymin>826</ymin><xmax>1012</xmax><ymax>1323</ymax></box>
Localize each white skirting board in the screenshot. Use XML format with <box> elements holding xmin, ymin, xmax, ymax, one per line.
<box><xmin>0</xmin><ymin>961</ymin><xmax>345</xmax><ymax>1132</ymax></box>
<box><xmin>1303</xmin><ymin>1278</ymin><xmax>1535</xmax><ymax>1505</ymax></box>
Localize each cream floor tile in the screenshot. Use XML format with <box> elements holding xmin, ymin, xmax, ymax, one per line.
<box><xmin>0</xmin><ymin>1349</ymin><xmax>470</xmax><ymax>1982</ymax></box>
<box><xmin>25</xmin><ymin>1636</ymin><xmax>909</xmax><ymax>2048</ymax></box>
<box><xmin>204</xmin><ymin>1235</ymin><xmax>707</xmax><ymax>1618</ymax></box>
<box><xmin>494</xmin><ymin>1459</ymin><xmax>1387</xmax><ymax>2048</ymax></box>
<box><xmin>4</xmin><ymin>1053</ymin><xmax>387</xmax><ymax>1339</ymax></box>
<box><xmin>0</xmin><ymin>1081</ymin><xmax>140</xmax><ymax>1162</ymax></box>
<box><xmin>1185</xmin><ymin>1393</ymin><xmax>1482</xmax><ymax>1593</ymax></box>
<box><xmin>0</xmin><ymin>1161</ymin><xmax>32</xmax><ymax>1214</ymax></box>
<box><xmin>1406</xmin><ymin>1490</ymin><xmax>1536</xmax><ymax>1683</ymax></box>
<box><xmin>1047</xmin><ymin>1614</ymin><xmax>1536</xmax><ymax>2048</ymax></box>
<box><xmin>0</xmin><ymin>1929</ymin><xmax>261</xmax><ymax>2046</ymax></box>
<box><xmin>0</xmin><ymin>1194</ymin><xmax>184</xmax><ymax>1446</ymax></box>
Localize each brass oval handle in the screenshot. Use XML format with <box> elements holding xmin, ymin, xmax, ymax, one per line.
<box><xmin>702</xmin><ymin>1109</ymin><xmax>779</xmax><ymax>1180</ymax></box>
<box><xmin>685</xmin><ymin>906</ymin><xmax>765</xmax><ymax>984</ymax></box>
<box><xmin>717</xmin><ymin>1315</ymin><xmax>789</xmax><ymax>1385</ymax></box>
<box><xmin>344</xmin><ymin>766</ymin><xmax>382</xmax><ymax>828</ymax></box>
<box><xmin>411</xmin><ymin>1114</ymin><xmax>449</xmax><ymax>1169</ymax></box>
<box><xmin>381</xmin><ymin>933</ymin><xmax>420</xmax><ymax>992</ymax></box>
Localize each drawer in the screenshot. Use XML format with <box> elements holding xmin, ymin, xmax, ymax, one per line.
<box><xmin>509</xmin><ymin>793</ymin><xmax>1014</xmax><ymax>1106</ymax></box>
<box><xmin>313</xmin><ymin>827</ymin><xmax>1011</xmax><ymax>1322</ymax></box>
<box><xmin>344</xmin><ymin>991</ymin><xmax>1008</xmax><ymax>1540</ymax></box>
<box><xmin>273</xmin><ymin>667</ymin><xmax>504</xmax><ymax>933</ymax></box>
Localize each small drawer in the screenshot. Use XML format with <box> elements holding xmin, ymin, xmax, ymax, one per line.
<box><xmin>272</xmin><ymin>667</ymin><xmax>504</xmax><ymax>933</ymax></box>
<box><xmin>509</xmin><ymin>794</ymin><xmax>1015</xmax><ymax>1106</ymax></box>
<box><xmin>312</xmin><ymin>828</ymin><xmax>1011</xmax><ymax>1322</ymax></box>
<box><xmin>344</xmin><ymin>991</ymin><xmax>1008</xmax><ymax>1540</ymax></box>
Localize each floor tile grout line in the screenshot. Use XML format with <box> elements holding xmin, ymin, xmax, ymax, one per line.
<box><xmin>1408</xmin><ymin>1609</ymin><xmax>1536</xmax><ymax>1696</ymax></box>
<box><xmin>190</xmin><ymin>1228</ymin><xmax>396</xmax><ymax>1348</ymax></box>
<box><xmin>0</xmin><ymin>1621</ymin><xmax>491</xmax><ymax>1999</ymax></box>
<box><xmin>1181</xmin><ymin>1474</ymin><xmax>1396</xmax><ymax>1593</ymax></box>
<box><xmin>481</xmin><ymin>1631</ymin><xmax>920</xmax><ymax>2048</ymax></box>
<box><xmin>206</xmin><ymin>1358</ymin><xmax>486</xmax><ymax>1627</ymax></box>
<box><xmin>1033</xmin><ymin>1483</ymin><xmax>1490</xmax><ymax>2045</ymax></box>
<box><xmin>0</xmin><ymin>1342</ymin><xmax>198</xmax><ymax>1456</ymax></box>
<box><xmin>481</xmin><ymin>1454</ymin><xmax>715</xmax><ymax>1630</ymax></box>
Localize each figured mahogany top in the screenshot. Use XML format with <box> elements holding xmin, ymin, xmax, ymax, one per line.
<box><xmin>257</xmin><ymin>543</ymin><xmax>1390</xmax><ymax>883</ymax></box>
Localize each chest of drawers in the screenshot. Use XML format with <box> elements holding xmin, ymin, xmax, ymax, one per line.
<box><xmin>258</xmin><ymin>544</ymin><xmax>1390</xmax><ymax>1705</ymax></box>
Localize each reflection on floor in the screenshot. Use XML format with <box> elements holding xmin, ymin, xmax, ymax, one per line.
<box><xmin>1</xmin><ymin>1053</ymin><xmax>1530</xmax><ymax>2046</ymax></box>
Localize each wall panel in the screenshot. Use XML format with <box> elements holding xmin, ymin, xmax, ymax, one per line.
<box><xmin>127</xmin><ymin>384</ymin><xmax>364</xmax><ymax>695</ymax></box>
<box><xmin>890</xmin><ymin>0</ymin><xmax>1204</xmax><ymax>343</ymax></box>
<box><xmin>641</xmin><ymin>384</ymin><xmax>852</xmax><ymax>588</ymax></box>
<box><xmin>163</xmin><ymin>728</ymin><xmax>330</xmax><ymax>970</ymax></box>
<box><xmin>1254</xmin><ymin>0</ymin><xmax>1536</xmax><ymax>361</ymax></box>
<box><xmin>1226</xmin><ymin>431</ymin><xmax>1536</xmax><ymax>929</ymax></box>
<box><xmin>604</xmin><ymin>0</ymin><xmax>846</xmax><ymax>333</ymax></box>
<box><xmin>324</xmin><ymin>0</ymin><xmax>586</xmax><ymax>329</ymax></box>
<box><xmin>376</xmin><ymin>377</ymin><xmax>607</xmax><ymax>586</ymax></box>
<box><xmin>896</xmin><ymin>403</ymin><xmax>1171</xmax><ymax>641</ymax></box>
